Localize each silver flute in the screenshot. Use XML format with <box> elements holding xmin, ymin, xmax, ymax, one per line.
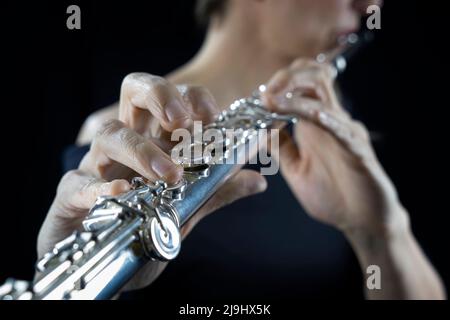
<box><xmin>0</xmin><ymin>31</ymin><xmax>372</xmax><ymax>300</ymax></box>
<box><xmin>1</xmin><ymin>94</ymin><xmax>296</xmax><ymax>300</ymax></box>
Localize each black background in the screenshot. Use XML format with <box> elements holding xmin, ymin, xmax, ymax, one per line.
<box><xmin>1</xmin><ymin>0</ymin><xmax>449</xmax><ymax>298</ymax></box>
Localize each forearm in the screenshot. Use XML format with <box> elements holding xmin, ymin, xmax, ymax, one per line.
<box><xmin>345</xmin><ymin>210</ymin><xmax>446</xmax><ymax>300</ymax></box>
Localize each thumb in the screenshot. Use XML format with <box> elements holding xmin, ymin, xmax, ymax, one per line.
<box><xmin>56</xmin><ymin>170</ymin><xmax>131</xmax><ymax>219</ymax></box>
<box><xmin>180</xmin><ymin>169</ymin><xmax>267</xmax><ymax>238</ymax></box>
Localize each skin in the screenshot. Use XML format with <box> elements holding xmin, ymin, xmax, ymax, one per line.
<box><xmin>39</xmin><ymin>0</ymin><xmax>445</xmax><ymax>299</ymax></box>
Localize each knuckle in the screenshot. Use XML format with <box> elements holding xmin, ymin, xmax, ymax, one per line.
<box><xmin>149</xmin><ymin>76</ymin><xmax>170</xmax><ymax>91</ymax></box>
<box><xmin>60</xmin><ymin>170</ymin><xmax>81</xmax><ymax>185</ymax></box>
<box><xmin>96</xmin><ymin>119</ymin><xmax>123</xmax><ymax>139</ymax></box>
<box><xmin>116</xmin><ymin>129</ymin><xmax>152</xmax><ymax>173</ymax></box>
<box><xmin>148</xmin><ymin>78</ymin><xmax>174</xmax><ymax>108</ymax></box>
<box><xmin>92</xmin><ymin>119</ymin><xmax>123</xmax><ymax>149</ymax></box>
<box><xmin>57</xmin><ymin>170</ymin><xmax>82</xmax><ymax>196</ymax></box>
<box><xmin>122</xmin><ymin>73</ymin><xmax>172</xmax><ymax>104</ymax></box>
<box><xmin>122</xmin><ymin>72</ymin><xmax>152</xmax><ymax>87</ymax></box>
<box><xmin>115</xmin><ymin>126</ymin><xmax>140</xmax><ymax>155</ymax></box>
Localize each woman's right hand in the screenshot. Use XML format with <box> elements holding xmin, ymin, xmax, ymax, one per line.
<box><xmin>38</xmin><ymin>73</ymin><xmax>267</xmax><ymax>293</ymax></box>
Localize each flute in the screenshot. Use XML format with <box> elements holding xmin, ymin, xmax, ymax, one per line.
<box><xmin>0</xmin><ymin>31</ymin><xmax>372</xmax><ymax>300</ymax></box>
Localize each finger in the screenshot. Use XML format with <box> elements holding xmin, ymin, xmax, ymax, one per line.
<box><xmin>177</xmin><ymin>85</ymin><xmax>220</xmax><ymax>124</ymax></box>
<box><xmin>265</xmin><ymin>61</ymin><xmax>330</xmax><ymax>99</ymax></box>
<box><xmin>269</xmin><ymin>93</ymin><xmax>371</xmax><ymax>158</ymax></box>
<box><xmin>80</xmin><ymin>119</ymin><xmax>183</xmax><ymax>184</ymax></box>
<box><xmin>264</xmin><ymin>67</ymin><xmax>323</xmax><ymax>109</ymax></box>
<box><xmin>264</xmin><ymin>62</ymin><xmax>339</xmax><ymax>110</ymax></box>
<box><xmin>316</xmin><ymin>114</ymin><xmax>373</xmax><ymax>159</ymax></box>
<box><xmin>180</xmin><ymin>170</ymin><xmax>267</xmax><ymax>238</ymax></box>
<box><xmin>57</xmin><ymin>170</ymin><xmax>131</xmax><ymax>217</ymax></box>
<box><xmin>266</xmin><ymin>68</ymin><xmax>292</xmax><ymax>96</ymax></box>
<box><xmin>289</xmin><ymin>63</ymin><xmax>337</xmax><ymax>107</ymax></box>
<box><xmin>269</xmin><ymin>89</ymin><xmax>349</xmax><ymax>120</ymax></box>
<box><xmin>119</xmin><ymin>73</ymin><xmax>193</xmax><ymax>133</ymax></box>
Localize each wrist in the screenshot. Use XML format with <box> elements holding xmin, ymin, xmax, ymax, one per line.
<box><xmin>343</xmin><ymin>205</ymin><xmax>411</xmax><ymax>257</ymax></box>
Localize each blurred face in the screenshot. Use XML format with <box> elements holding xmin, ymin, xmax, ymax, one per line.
<box><xmin>256</xmin><ymin>0</ymin><xmax>383</xmax><ymax>59</ymax></box>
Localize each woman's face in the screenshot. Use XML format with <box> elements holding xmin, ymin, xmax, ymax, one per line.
<box><xmin>258</xmin><ymin>0</ymin><xmax>383</xmax><ymax>59</ymax></box>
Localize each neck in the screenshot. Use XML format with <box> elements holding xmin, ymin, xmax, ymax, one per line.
<box><xmin>168</xmin><ymin>16</ymin><xmax>296</xmax><ymax>109</ymax></box>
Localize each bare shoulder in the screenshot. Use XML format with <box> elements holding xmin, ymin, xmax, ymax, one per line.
<box><xmin>76</xmin><ymin>103</ymin><xmax>119</xmax><ymax>146</ymax></box>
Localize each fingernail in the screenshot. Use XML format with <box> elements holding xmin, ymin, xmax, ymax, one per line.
<box><xmin>151</xmin><ymin>156</ymin><xmax>182</xmax><ymax>182</ymax></box>
<box><xmin>165</xmin><ymin>99</ymin><xmax>190</xmax><ymax>122</ymax></box>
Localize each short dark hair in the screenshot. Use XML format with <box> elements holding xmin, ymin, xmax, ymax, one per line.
<box><xmin>195</xmin><ymin>0</ymin><xmax>228</xmax><ymax>25</ymax></box>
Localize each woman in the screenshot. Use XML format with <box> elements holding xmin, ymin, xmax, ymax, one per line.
<box><xmin>58</xmin><ymin>0</ymin><xmax>444</xmax><ymax>299</ymax></box>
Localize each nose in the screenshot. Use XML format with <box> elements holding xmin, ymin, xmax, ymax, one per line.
<box><xmin>352</xmin><ymin>0</ymin><xmax>383</xmax><ymax>15</ymax></box>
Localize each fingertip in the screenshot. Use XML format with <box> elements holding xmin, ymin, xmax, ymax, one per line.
<box><xmin>255</xmin><ymin>175</ymin><xmax>268</xmax><ymax>193</ymax></box>
<box><xmin>109</xmin><ymin>179</ymin><xmax>132</xmax><ymax>195</ymax></box>
<box><xmin>151</xmin><ymin>157</ymin><xmax>184</xmax><ymax>184</ymax></box>
<box><xmin>162</xmin><ymin>164</ymin><xmax>184</xmax><ymax>185</ymax></box>
<box><xmin>99</xmin><ymin>179</ymin><xmax>131</xmax><ymax>196</ymax></box>
<box><xmin>239</xmin><ymin>170</ymin><xmax>268</xmax><ymax>195</ymax></box>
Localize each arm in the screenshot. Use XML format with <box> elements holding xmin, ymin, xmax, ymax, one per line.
<box><xmin>347</xmin><ymin>215</ymin><xmax>445</xmax><ymax>299</ymax></box>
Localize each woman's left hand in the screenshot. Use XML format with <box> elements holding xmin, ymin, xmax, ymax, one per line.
<box><xmin>262</xmin><ymin>59</ymin><xmax>409</xmax><ymax>239</ymax></box>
